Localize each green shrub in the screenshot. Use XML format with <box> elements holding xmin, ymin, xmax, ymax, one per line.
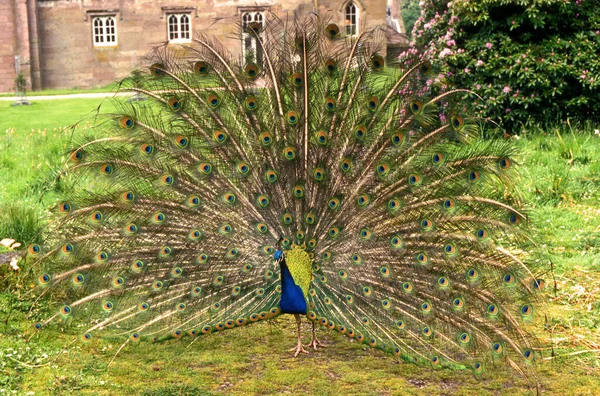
<box><xmin>408</xmin><ymin>0</ymin><xmax>600</xmax><ymax>131</ymax></box>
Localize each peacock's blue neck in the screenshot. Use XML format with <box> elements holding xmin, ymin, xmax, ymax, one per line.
<box><xmin>279</xmin><ymin>260</ymin><xmax>308</xmax><ymax>314</ymax></box>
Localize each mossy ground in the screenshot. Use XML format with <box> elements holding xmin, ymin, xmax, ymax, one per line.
<box><xmin>1</xmin><ymin>100</ymin><xmax>599</xmax><ymax>395</ymax></box>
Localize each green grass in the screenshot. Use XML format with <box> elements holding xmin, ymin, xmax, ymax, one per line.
<box><xmin>0</xmin><ymin>99</ymin><xmax>117</xmax><ymax>245</ymax></box>
<box><xmin>0</xmin><ymin>102</ymin><xmax>599</xmax><ymax>394</ymax></box>
<box><xmin>0</xmin><ymin>83</ymin><xmax>120</xmax><ymax>97</ymax></box>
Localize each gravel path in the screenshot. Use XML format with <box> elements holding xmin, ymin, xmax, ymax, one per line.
<box><xmin>0</xmin><ymin>92</ymin><xmax>132</xmax><ymax>101</ymax></box>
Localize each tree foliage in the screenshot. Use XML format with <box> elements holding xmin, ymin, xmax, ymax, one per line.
<box><xmin>408</xmin><ymin>0</ymin><xmax>600</xmax><ymax>130</ymax></box>
<box><xmin>401</xmin><ymin>0</ymin><xmax>421</xmax><ymax>38</ymax></box>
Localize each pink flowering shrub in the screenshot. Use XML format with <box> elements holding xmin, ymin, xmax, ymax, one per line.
<box><xmin>403</xmin><ymin>0</ymin><xmax>600</xmax><ymax>130</ymax></box>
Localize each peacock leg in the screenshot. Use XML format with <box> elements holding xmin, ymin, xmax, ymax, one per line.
<box><xmin>306</xmin><ymin>320</ymin><xmax>326</xmax><ymax>350</ymax></box>
<box><xmin>288</xmin><ymin>313</ymin><xmax>309</xmax><ymax>357</ymax></box>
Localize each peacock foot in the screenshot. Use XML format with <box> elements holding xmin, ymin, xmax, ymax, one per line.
<box><xmin>306</xmin><ymin>337</ymin><xmax>326</xmax><ymax>350</ymax></box>
<box><xmin>289</xmin><ymin>342</ymin><xmax>309</xmax><ymax>357</ymax></box>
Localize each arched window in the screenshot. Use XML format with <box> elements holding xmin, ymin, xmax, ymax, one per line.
<box><xmin>345</xmin><ymin>2</ymin><xmax>358</xmax><ymax>36</ymax></box>
<box><xmin>241</xmin><ymin>11</ymin><xmax>265</xmax><ymax>66</ymax></box>
<box><xmin>168</xmin><ymin>13</ymin><xmax>192</xmax><ymax>43</ymax></box>
<box><xmin>92</xmin><ymin>16</ymin><xmax>117</xmax><ymax>46</ymax></box>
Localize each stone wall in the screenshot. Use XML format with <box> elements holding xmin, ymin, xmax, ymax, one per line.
<box><xmin>0</xmin><ymin>1</ymin><xmax>19</xmax><ymax>93</ymax></box>
<box><xmin>0</xmin><ymin>0</ymin><xmax>395</xmax><ymax>92</ymax></box>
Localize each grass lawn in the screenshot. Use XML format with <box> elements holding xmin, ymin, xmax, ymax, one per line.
<box><xmin>0</xmin><ymin>100</ymin><xmax>599</xmax><ymax>394</ymax></box>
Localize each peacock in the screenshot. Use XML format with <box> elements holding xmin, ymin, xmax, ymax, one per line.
<box><xmin>23</xmin><ymin>14</ymin><xmax>543</xmax><ymax>382</ymax></box>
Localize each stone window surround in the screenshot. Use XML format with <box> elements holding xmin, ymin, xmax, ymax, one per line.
<box><xmin>161</xmin><ymin>7</ymin><xmax>197</xmax><ymax>44</ymax></box>
<box><xmin>338</xmin><ymin>0</ymin><xmax>366</xmax><ymax>37</ymax></box>
<box><xmin>167</xmin><ymin>13</ymin><xmax>192</xmax><ymax>43</ymax></box>
<box><xmin>239</xmin><ymin>7</ymin><xmax>270</xmax><ymax>66</ymax></box>
<box><xmin>344</xmin><ymin>1</ymin><xmax>359</xmax><ymax>36</ymax></box>
<box><xmin>85</xmin><ymin>10</ymin><xmax>121</xmax><ymax>48</ymax></box>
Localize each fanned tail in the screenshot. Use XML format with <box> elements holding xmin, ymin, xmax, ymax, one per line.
<box><xmin>26</xmin><ymin>13</ymin><xmax>542</xmax><ymax>383</ymax></box>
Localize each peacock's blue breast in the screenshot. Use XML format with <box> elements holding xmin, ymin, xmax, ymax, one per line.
<box><xmin>279</xmin><ymin>261</ymin><xmax>307</xmax><ymax>314</ymax></box>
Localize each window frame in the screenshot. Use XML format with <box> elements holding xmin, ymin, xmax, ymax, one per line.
<box><xmin>240</xmin><ymin>10</ymin><xmax>265</xmax><ymax>65</ymax></box>
<box><xmin>167</xmin><ymin>13</ymin><xmax>192</xmax><ymax>44</ymax></box>
<box><xmin>345</xmin><ymin>2</ymin><xmax>359</xmax><ymax>36</ymax></box>
<box><xmin>91</xmin><ymin>15</ymin><xmax>118</xmax><ymax>47</ymax></box>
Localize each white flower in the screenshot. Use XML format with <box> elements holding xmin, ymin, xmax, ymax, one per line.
<box><xmin>9</xmin><ymin>258</ymin><xmax>19</xmax><ymax>271</ymax></box>
<box><xmin>0</xmin><ymin>238</ymin><xmax>18</xmax><ymax>248</ymax></box>
<box><xmin>439</xmin><ymin>48</ymin><xmax>453</xmax><ymax>58</ymax></box>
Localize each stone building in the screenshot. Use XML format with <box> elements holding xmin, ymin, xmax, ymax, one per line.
<box><xmin>0</xmin><ymin>0</ymin><xmax>408</xmax><ymax>93</ymax></box>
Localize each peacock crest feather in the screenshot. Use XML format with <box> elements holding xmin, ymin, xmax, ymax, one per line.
<box><xmin>26</xmin><ymin>13</ymin><xmax>542</xmax><ymax>383</ymax></box>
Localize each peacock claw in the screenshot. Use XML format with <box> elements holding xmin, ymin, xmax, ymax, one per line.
<box><xmin>289</xmin><ymin>343</ymin><xmax>309</xmax><ymax>357</ymax></box>
<box><xmin>306</xmin><ymin>338</ymin><xmax>326</xmax><ymax>350</ymax></box>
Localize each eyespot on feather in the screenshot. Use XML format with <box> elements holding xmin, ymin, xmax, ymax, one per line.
<box><xmin>167</xmin><ymin>97</ymin><xmax>183</xmax><ymax>112</ymax></box>
<box><xmin>175</xmin><ymin>135</ymin><xmax>189</xmax><ymax>148</ymax></box>
<box><xmin>120</xmin><ymin>116</ymin><xmax>135</xmax><ymax>129</ymax></box>
<box><xmin>376</xmin><ymin>163</ymin><xmax>390</xmax><ymax>177</ymax></box>
<box><xmin>282</xmin><ymin>146</ymin><xmax>297</xmax><ymax>161</ymax></box>
<box><xmin>99</xmin><ymin>163</ymin><xmax>114</xmax><ymax>176</ymax></box>
<box><xmin>207</xmin><ymin>93</ymin><xmax>221</xmax><ymax>108</ymax></box>
<box><xmin>38</xmin><ymin>273</ymin><xmax>51</xmax><ymax>285</ymax></box>
<box><xmin>121</xmin><ymin>191</ymin><xmax>136</xmax><ymax>203</ymax></box>
<box><xmin>117</xmin><ymin>220</ymin><xmax>138</xmax><ymax>239</ymax></box>
<box><xmin>410</xmin><ymin>100</ymin><xmax>423</xmax><ymax>115</ymax></box>
<box><xmin>391</xmin><ymin>132</ymin><xmax>404</xmax><ymax>146</ymax></box>
<box><xmin>244</xmin><ymin>63</ymin><xmax>259</xmax><ymax>79</ymax></box>
<box><xmin>325</xmin><ymin>58</ymin><xmax>337</xmax><ymax>73</ymax></box>
<box><xmin>408</xmin><ymin>173</ymin><xmax>422</xmax><ymax>186</ymax></box>
<box><xmin>244</xmin><ymin>96</ymin><xmax>258</xmax><ymax>111</ymax></box>
<box><xmin>291</xmin><ymin>72</ymin><xmax>303</xmax><ymax>87</ymax></box>
<box><xmin>286</xmin><ymin>110</ymin><xmax>299</xmax><ymax>125</ymax></box>
<box><xmin>415</xmin><ymin>251</ymin><xmax>429</xmax><ymax>265</ymax></box>
<box><xmin>315</xmin><ymin>130</ymin><xmax>328</xmax><ymax>146</ymax></box>
<box><xmin>313</xmin><ymin>167</ymin><xmax>325</xmax><ymax>181</ymax></box>
<box><xmin>194</xmin><ymin>61</ymin><xmax>210</xmax><ymax>75</ymax></box>
<box><xmin>265</xmin><ymin>169</ymin><xmax>278</xmax><ymax>183</ymax></box>
<box><xmin>198</xmin><ymin>162</ymin><xmax>213</xmax><ymax>176</ymax></box>
<box><xmin>325</xmin><ymin>97</ymin><xmax>336</xmax><ymax>112</ymax></box>
<box><xmin>451</xmin><ymin>115</ymin><xmax>465</xmax><ymax>131</ymax></box>
<box><xmin>212</xmin><ymin>130</ymin><xmax>228</xmax><ymax>144</ymax></box>
<box><xmin>367</xmin><ymin>96</ymin><xmax>380</xmax><ymax>111</ymax></box>
<box><xmin>325</xmin><ymin>23</ymin><xmax>340</xmax><ymax>38</ymax></box>
<box><xmin>371</xmin><ymin>54</ymin><xmax>385</xmax><ymax>71</ymax></box>
<box><xmin>149</xmin><ymin>63</ymin><xmax>165</xmax><ymax>77</ymax></box>
<box><xmin>420</xmin><ymin>61</ymin><xmax>432</xmax><ymax>75</ymax></box>
<box><xmin>58</xmin><ymin>202</ymin><xmax>72</xmax><ymax>214</ymax></box>
<box><xmin>432</xmin><ymin>152</ymin><xmax>445</xmax><ymax>165</ymax></box>
<box><xmin>258</xmin><ymin>131</ymin><xmax>273</xmax><ymax>146</ymax></box>
<box><xmin>498</xmin><ymin>157</ymin><xmax>512</xmax><ymax>170</ymax></box>
<box><xmin>354</xmin><ymin>125</ymin><xmax>367</xmax><ymax>141</ymax></box>
<box><xmin>160</xmin><ymin>174</ymin><xmax>174</xmax><ymax>186</ymax></box>
<box><xmin>340</xmin><ymin>157</ymin><xmax>353</xmax><ymax>173</ymax></box>
<box><xmin>140</xmin><ymin>143</ymin><xmax>154</xmax><ymax>155</ymax></box>
<box><xmin>70</xmin><ymin>149</ymin><xmax>84</xmax><ymax>162</ymax></box>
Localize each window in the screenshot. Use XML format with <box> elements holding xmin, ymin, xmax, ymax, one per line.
<box><xmin>241</xmin><ymin>11</ymin><xmax>264</xmax><ymax>65</ymax></box>
<box><xmin>92</xmin><ymin>16</ymin><xmax>117</xmax><ymax>46</ymax></box>
<box><xmin>168</xmin><ymin>13</ymin><xmax>191</xmax><ymax>43</ymax></box>
<box><xmin>345</xmin><ymin>2</ymin><xmax>358</xmax><ymax>36</ymax></box>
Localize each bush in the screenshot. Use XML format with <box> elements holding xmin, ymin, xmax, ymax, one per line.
<box><xmin>407</xmin><ymin>0</ymin><xmax>600</xmax><ymax>131</ymax></box>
